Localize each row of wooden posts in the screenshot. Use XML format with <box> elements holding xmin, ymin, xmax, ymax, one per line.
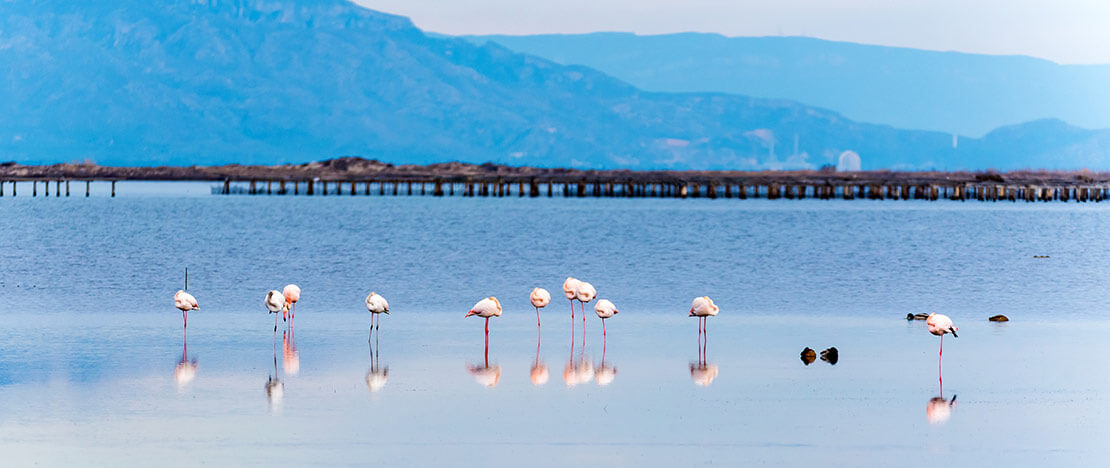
<box><xmin>0</xmin><ymin>180</ymin><xmax>116</xmax><ymax>197</ymax></box>
<box><xmin>1</xmin><ymin>178</ymin><xmax>1106</xmax><ymax>202</ymax></box>
<box><xmin>217</xmin><ymin>178</ymin><xmax>1110</xmax><ymax>202</ymax></box>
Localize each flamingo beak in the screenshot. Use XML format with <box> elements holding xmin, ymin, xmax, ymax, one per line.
<box><xmin>951</xmin><ymin>328</ymin><xmax>958</xmax><ymax>338</ymax></box>
<box><xmin>613</xmin><ymin>310</ymin><xmax>619</xmax><ymax>314</ymax></box>
<box><xmin>465</xmin><ymin>310</ymin><xmax>477</xmax><ymax>318</ymax></box>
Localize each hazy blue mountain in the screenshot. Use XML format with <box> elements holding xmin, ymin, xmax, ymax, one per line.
<box><xmin>0</xmin><ymin>0</ymin><xmax>1105</xmax><ymax>170</ymax></box>
<box><xmin>463</xmin><ymin>33</ymin><xmax>1110</xmax><ymax>137</ymax></box>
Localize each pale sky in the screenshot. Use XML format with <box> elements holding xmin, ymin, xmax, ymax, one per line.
<box><xmin>352</xmin><ymin>0</ymin><xmax>1110</xmax><ymax>64</ymax></box>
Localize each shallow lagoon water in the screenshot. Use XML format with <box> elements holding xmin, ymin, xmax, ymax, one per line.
<box><xmin>1</xmin><ymin>183</ymin><xmax>1109</xmax><ymax>465</ymax></box>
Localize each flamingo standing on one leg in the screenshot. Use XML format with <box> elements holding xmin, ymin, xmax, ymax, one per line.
<box><xmin>563</xmin><ymin>277</ymin><xmax>580</xmax><ymax>322</ymax></box>
<box><xmin>594</xmin><ymin>299</ymin><xmax>618</xmax><ymax>337</ymax></box>
<box><xmin>283</xmin><ymin>284</ymin><xmax>301</xmax><ymax>324</ymax></box>
<box><xmin>575</xmin><ymin>281</ymin><xmax>596</xmax><ymax>333</ymax></box>
<box><xmin>926</xmin><ymin>313</ymin><xmax>958</xmax><ymax>391</ymax></box>
<box><xmin>174</xmin><ymin>290</ymin><xmax>199</xmax><ymax>329</ymax></box>
<box><xmin>365</xmin><ymin>292</ymin><xmax>390</xmax><ymax>339</ymax></box>
<box><xmin>689</xmin><ymin>296</ymin><xmax>719</xmax><ymax>361</ymax></box>
<box><xmin>265</xmin><ymin>290</ymin><xmax>286</xmax><ymax>332</ymax></box>
<box><xmin>466</xmin><ymin>297</ymin><xmax>503</xmax><ymax>350</ymax></box>
<box><xmin>530</xmin><ymin>287</ymin><xmax>550</xmax><ymax>326</ymax></box>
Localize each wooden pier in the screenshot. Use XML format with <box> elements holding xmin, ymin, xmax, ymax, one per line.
<box><xmin>2</xmin><ymin>158</ymin><xmax>1109</xmax><ymax>203</ymax></box>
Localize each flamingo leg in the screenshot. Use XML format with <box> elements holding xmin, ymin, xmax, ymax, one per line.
<box><xmin>184</xmin><ymin>310</ymin><xmax>188</xmax><ymax>329</ymax></box>
<box><xmin>581</xmin><ymin>302</ymin><xmax>586</xmax><ymax>330</ymax></box>
<box><xmin>570</xmin><ymin>300</ymin><xmax>575</xmax><ymax>320</ymax></box>
<box><xmin>536</xmin><ymin>306</ymin><xmax>541</xmax><ymax>327</ymax></box>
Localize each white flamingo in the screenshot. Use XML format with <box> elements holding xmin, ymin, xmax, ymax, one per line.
<box><xmin>926</xmin><ymin>313</ymin><xmax>958</xmax><ymax>391</ymax></box>
<box><xmin>594</xmin><ymin>299</ymin><xmax>618</xmax><ymax>336</ymax></box>
<box><xmin>173</xmin><ymin>290</ymin><xmax>199</xmax><ymax>328</ymax></box>
<box><xmin>575</xmin><ymin>281</ymin><xmax>596</xmax><ymax>331</ymax></box>
<box><xmin>530</xmin><ymin>287</ymin><xmax>551</xmax><ymax>326</ymax></box>
<box><xmin>563</xmin><ymin>277</ymin><xmax>580</xmax><ymax>322</ymax></box>
<box><xmin>365</xmin><ymin>292</ymin><xmax>390</xmax><ymax>337</ymax></box>
<box><xmin>265</xmin><ymin>290</ymin><xmax>286</xmax><ymax>332</ymax></box>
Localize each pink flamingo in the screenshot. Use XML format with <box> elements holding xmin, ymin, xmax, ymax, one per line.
<box><xmin>282</xmin><ymin>284</ymin><xmax>301</xmax><ymax>324</ymax></box>
<box><xmin>530</xmin><ymin>287</ymin><xmax>551</xmax><ymax>326</ymax></box>
<box><xmin>689</xmin><ymin>296</ymin><xmax>719</xmax><ymax>360</ymax></box>
<box><xmin>173</xmin><ymin>290</ymin><xmax>199</xmax><ymax>328</ymax></box>
<box><xmin>466</xmin><ymin>297</ymin><xmax>502</xmax><ymax>350</ymax></box>
<box><xmin>594</xmin><ymin>299</ymin><xmax>618</xmax><ymax>337</ymax></box>
<box><xmin>926</xmin><ymin>313</ymin><xmax>958</xmax><ymax>390</ymax></box>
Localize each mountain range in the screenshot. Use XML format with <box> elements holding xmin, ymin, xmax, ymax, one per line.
<box><xmin>0</xmin><ymin>0</ymin><xmax>1106</xmax><ymax>170</ymax></box>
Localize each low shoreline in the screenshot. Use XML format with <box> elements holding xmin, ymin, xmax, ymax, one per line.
<box><xmin>3</xmin><ymin>157</ymin><xmax>1110</xmax><ymax>201</ymax></box>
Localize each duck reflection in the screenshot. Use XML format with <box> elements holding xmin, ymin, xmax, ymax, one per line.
<box><xmin>283</xmin><ymin>329</ymin><xmax>300</xmax><ymax>376</ymax></box>
<box><xmin>530</xmin><ymin>326</ymin><xmax>549</xmax><ymax>385</ymax></box>
<box><xmin>690</xmin><ymin>328</ymin><xmax>719</xmax><ymax>386</ymax></box>
<box><xmin>365</xmin><ymin>333</ymin><xmax>388</xmax><ymax>392</ymax></box>
<box><xmin>174</xmin><ymin>327</ymin><xmax>198</xmax><ymax>387</ymax></box>
<box><xmin>266</xmin><ymin>336</ymin><xmax>284</xmax><ymax>408</ymax></box>
<box><xmin>467</xmin><ymin>336</ymin><xmax>501</xmax><ymax>388</ymax></box>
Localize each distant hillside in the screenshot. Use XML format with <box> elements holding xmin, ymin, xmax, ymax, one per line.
<box><xmin>0</xmin><ymin>0</ymin><xmax>1106</xmax><ymax>170</ymax></box>
<box><xmin>463</xmin><ymin>33</ymin><xmax>1110</xmax><ymax>137</ymax></box>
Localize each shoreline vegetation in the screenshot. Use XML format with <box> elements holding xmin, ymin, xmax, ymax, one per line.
<box><xmin>2</xmin><ymin>157</ymin><xmax>1110</xmax><ymax>201</ymax></box>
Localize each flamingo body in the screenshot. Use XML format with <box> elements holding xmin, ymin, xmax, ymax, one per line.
<box><xmin>365</xmin><ymin>292</ymin><xmax>390</xmax><ymax>314</ymax></box>
<box><xmin>466</xmin><ymin>297</ymin><xmax>502</xmax><ymax>318</ymax></box>
<box><xmin>926</xmin><ymin>313</ymin><xmax>958</xmax><ymax>337</ymax></box>
<box><xmin>575</xmin><ymin>282</ymin><xmax>597</xmax><ymax>303</ymax></box>
<box><xmin>562</xmin><ymin>277</ymin><xmax>580</xmax><ymax>300</ymax></box>
<box><xmin>594</xmin><ymin>299</ymin><xmax>618</xmax><ymax>319</ymax></box>
<box><xmin>530</xmin><ymin>288</ymin><xmax>551</xmax><ymax>308</ymax></box>
<box><xmin>689</xmin><ymin>296</ymin><xmax>719</xmax><ymax>317</ymax></box>
<box><xmin>282</xmin><ymin>284</ymin><xmax>301</xmax><ymax>321</ymax></box>
<box><xmin>174</xmin><ymin>290</ymin><xmax>199</xmax><ymax>312</ymax></box>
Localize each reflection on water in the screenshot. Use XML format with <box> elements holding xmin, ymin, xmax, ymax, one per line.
<box><xmin>691</xmin><ymin>317</ymin><xmax>719</xmax><ymax>386</ymax></box>
<box><xmin>595</xmin><ymin>336</ymin><xmax>617</xmax><ymax>386</ymax></box>
<box><xmin>468</xmin><ymin>339</ymin><xmax>501</xmax><ymax>388</ymax></box>
<box><xmin>365</xmin><ymin>334</ymin><xmax>388</xmax><ymax>392</ymax></box>
<box><xmin>926</xmin><ymin>394</ymin><xmax>957</xmax><ymax>424</ymax></box>
<box><xmin>283</xmin><ymin>329</ymin><xmax>300</xmax><ymax>375</ymax></box>
<box><xmin>266</xmin><ymin>336</ymin><xmax>284</xmax><ymax>409</ymax></box>
<box><xmin>530</xmin><ymin>327</ymin><xmax>548</xmax><ymax>385</ymax></box>
<box><xmin>173</xmin><ymin>328</ymin><xmax>197</xmax><ymax>388</ymax></box>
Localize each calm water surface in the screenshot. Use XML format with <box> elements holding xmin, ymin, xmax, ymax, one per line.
<box><xmin>1</xmin><ymin>182</ymin><xmax>1108</xmax><ymax>465</ymax></box>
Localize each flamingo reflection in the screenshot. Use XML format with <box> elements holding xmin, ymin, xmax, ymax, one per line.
<box><xmin>283</xmin><ymin>329</ymin><xmax>300</xmax><ymax>375</ymax></box>
<box><xmin>530</xmin><ymin>319</ymin><xmax>549</xmax><ymax>385</ymax></box>
<box><xmin>266</xmin><ymin>335</ymin><xmax>284</xmax><ymax>408</ymax></box>
<box><xmin>595</xmin><ymin>332</ymin><xmax>617</xmax><ymax>386</ymax></box>
<box><xmin>690</xmin><ymin>311</ymin><xmax>719</xmax><ymax>386</ymax></box>
<box><xmin>563</xmin><ymin>316</ymin><xmax>594</xmax><ymax>387</ymax></box>
<box><xmin>366</xmin><ymin>332</ymin><xmax>389</xmax><ymax>392</ymax></box>
<box><xmin>926</xmin><ymin>394</ymin><xmax>957</xmax><ymax>424</ymax></box>
<box><xmin>173</xmin><ymin>326</ymin><xmax>197</xmax><ymax>387</ymax></box>
<box><xmin>468</xmin><ymin>342</ymin><xmax>501</xmax><ymax>388</ymax></box>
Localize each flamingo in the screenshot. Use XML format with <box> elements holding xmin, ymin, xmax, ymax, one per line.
<box><xmin>466</xmin><ymin>297</ymin><xmax>502</xmax><ymax>346</ymax></box>
<box><xmin>530</xmin><ymin>287</ymin><xmax>551</xmax><ymax>326</ymax></box>
<box><xmin>283</xmin><ymin>284</ymin><xmax>301</xmax><ymax>323</ymax></box>
<box><xmin>173</xmin><ymin>290</ymin><xmax>199</xmax><ymax>328</ymax></box>
<box><xmin>689</xmin><ymin>296</ymin><xmax>719</xmax><ymax>360</ymax></box>
<box><xmin>575</xmin><ymin>281</ymin><xmax>596</xmax><ymax>332</ymax></box>
<box><xmin>926</xmin><ymin>313</ymin><xmax>958</xmax><ymax>390</ymax></box>
<box><xmin>594</xmin><ymin>299</ymin><xmax>618</xmax><ymax>336</ymax></box>
<box><xmin>265</xmin><ymin>290</ymin><xmax>286</xmax><ymax>332</ymax></box>
<box><xmin>365</xmin><ymin>292</ymin><xmax>390</xmax><ymax>337</ymax></box>
<box><xmin>563</xmin><ymin>277</ymin><xmax>580</xmax><ymax>321</ymax></box>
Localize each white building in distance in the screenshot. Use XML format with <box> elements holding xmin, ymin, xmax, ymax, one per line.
<box><xmin>837</xmin><ymin>150</ymin><xmax>861</xmax><ymax>172</ymax></box>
